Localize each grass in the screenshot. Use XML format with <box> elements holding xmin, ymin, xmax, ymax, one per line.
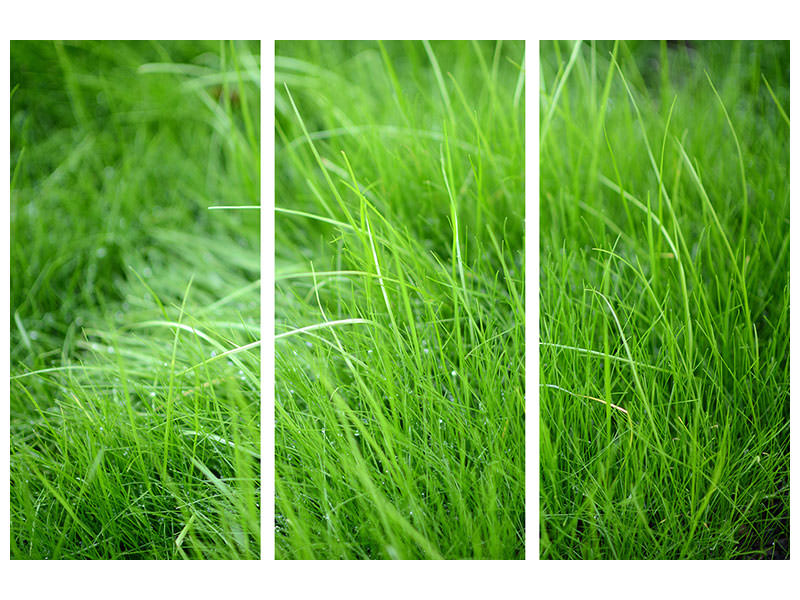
<box><xmin>540</xmin><ymin>40</ymin><xmax>789</xmax><ymax>559</ymax></box>
<box><xmin>10</xmin><ymin>40</ymin><xmax>260</xmax><ymax>559</ymax></box>
<box><xmin>275</xmin><ymin>40</ymin><xmax>525</xmax><ymax>559</ymax></box>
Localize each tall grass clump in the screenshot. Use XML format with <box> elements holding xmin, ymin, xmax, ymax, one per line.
<box><xmin>540</xmin><ymin>40</ymin><xmax>788</xmax><ymax>559</ymax></box>
<box><xmin>10</xmin><ymin>40</ymin><xmax>260</xmax><ymax>559</ymax></box>
<box><xmin>275</xmin><ymin>40</ymin><xmax>525</xmax><ymax>559</ymax></box>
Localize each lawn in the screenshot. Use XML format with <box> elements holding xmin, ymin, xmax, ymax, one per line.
<box><xmin>275</xmin><ymin>40</ymin><xmax>526</xmax><ymax>559</ymax></box>
<box><xmin>540</xmin><ymin>40</ymin><xmax>789</xmax><ymax>559</ymax></box>
<box><xmin>10</xmin><ymin>40</ymin><xmax>261</xmax><ymax>559</ymax></box>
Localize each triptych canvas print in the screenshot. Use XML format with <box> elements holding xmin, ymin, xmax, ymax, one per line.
<box><xmin>8</xmin><ymin>39</ymin><xmax>789</xmax><ymax>560</ymax></box>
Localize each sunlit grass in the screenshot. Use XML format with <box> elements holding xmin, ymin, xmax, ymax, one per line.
<box><xmin>275</xmin><ymin>40</ymin><xmax>525</xmax><ymax>559</ymax></box>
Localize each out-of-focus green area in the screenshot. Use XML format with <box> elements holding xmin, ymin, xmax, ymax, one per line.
<box><xmin>11</xmin><ymin>40</ymin><xmax>260</xmax><ymax>560</ymax></box>
<box><xmin>11</xmin><ymin>40</ymin><xmax>260</xmax><ymax>366</ymax></box>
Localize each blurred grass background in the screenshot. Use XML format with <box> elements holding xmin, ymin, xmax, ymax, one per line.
<box><xmin>10</xmin><ymin>40</ymin><xmax>260</xmax><ymax>559</ymax></box>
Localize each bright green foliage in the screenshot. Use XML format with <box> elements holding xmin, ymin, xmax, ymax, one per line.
<box><xmin>540</xmin><ymin>41</ymin><xmax>788</xmax><ymax>559</ymax></box>
<box><xmin>11</xmin><ymin>41</ymin><xmax>260</xmax><ymax>559</ymax></box>
<box><xmin>276</xmin><ymin>40</ymin><xmax>525</xmax><ymax>559</ymax></box>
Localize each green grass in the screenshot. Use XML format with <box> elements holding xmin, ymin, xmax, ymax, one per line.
<box><xmin>10</xmin><ymin>40</ymin><xmax>260</xmax><ymax>559</ymax></box>
<box><xmin>275</xmin><ymin>40</ymin><xmax>525</xmax><ymax>559</ymax></box>
<box><xmin>540</xmin><ymin>40</ymin><xmax>789</xmax><ymax>559</ymax></box>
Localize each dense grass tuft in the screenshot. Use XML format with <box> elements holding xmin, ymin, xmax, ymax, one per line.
<box><xmin>540</xmin><ymin>40</ymin><xmax>789</xmax><ymax>559</ymax></box>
